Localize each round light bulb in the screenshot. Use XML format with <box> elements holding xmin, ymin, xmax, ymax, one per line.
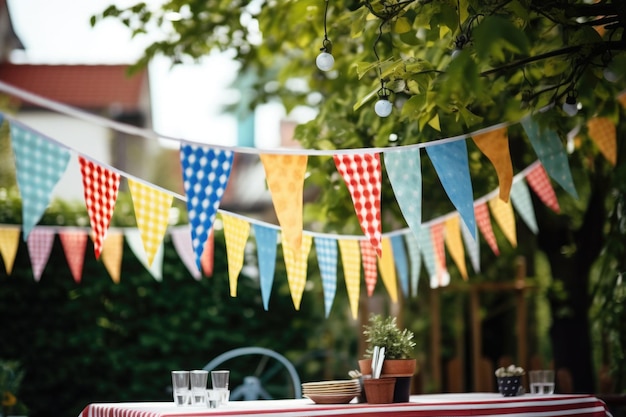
<box><xmin>375</xmin><ymin>99</ymin><xmax>393</xmax><ymax>117</ymax></box>
<box><xmin>316</xmin><ymin>52</ymin><xmax>334</xmax><ymax>71</ymax></box>
<box><xmin>451</xmin><ymin>48</ymin><xmax>462</xmax><ymax>59</ymax></box>
<box><xmin>562</xmin><ymin>98</ymin><xmax>579</xmax><ymax>117</ymax></box>
<box><xmin>603</xmin><ymin>67</ymin><xmax>621</xmax><ymax>83</ymax></box>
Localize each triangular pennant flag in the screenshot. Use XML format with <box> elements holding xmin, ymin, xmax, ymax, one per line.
<box><xmin>431</xmin><ymin>222</ymin><xmax>448</xmax><ymax>288</ymax></box>
<box><xmin>378</xmin><ymin>237</ymin><xmax>399</xmax><ymax>303</ymax></box>
<box><xmin>475</xmin><ymin>202</ymin><xmax>500</xmax><ymax>255</ymax></box>
<box><xmin>489</xmin><ymin>196</ymin><xmax>517</xmax><ymax>247</ymax></box>
<box><xmin>0</xmin><ymin>226</ymin><xmax>20</xmax><ymax>275</ymax></box>
<box><xmin>0</xmin><ymin>112</ymin><xmax>4</xmax><ymax>127</ymax></box>
<box><xmin>59</xmin><ymin>230</ymin><xmax>88</xmax><ymax>283</ymax></box>
<box><xmin>180</xmin><ymin>145</ymin><xmax>234</xmax><ymax>269</ymax></box>
<box><xmin>526</xmin><ymin>164</ymin><xmax>560</xmax><ymax>213</ymax></box>
<box><xmin>390</xmin><ymin>235</ymin><xmax>409</xmax><ymax>296</ymax></box>
<box><xmin>100</xmin><ymin>231</ymin><xmax>124</xmax><ymax>283</ymax></box>
<box><xmin>360</xmin><ymin>239</ymin><xmax>378</xmax><ymax>297</ymax></box>
<box><xmin>10</xmin><ymin>123</ymin><xmax>71</xmax><ymax>240</ymax></box>
<box><xmin>510</xmin><ymin>180</ymin><xmax>539</xmax><ymax>234</ymax></box>
<box><xmin>472</xmin><ymin>127</ymin><xmax>514</xmax><ymax>202</ymax></box>
<box><xmin>222</xmin><ymin>214</ymin><xmax>251</xmax><ymax>297</ymax></box>
<box><xmin>170</xmin><ymin>226</ymin><xmax>202</xmax><ymax>280</ymax></box>
<box><xmin>79</xmin><ymin>157</ymin><xmax>120</xmax><ymax>259</ymax></box>
<box><xmin>201</xmin><ymin>229</ymin><xmax>215</xmax><ymax>277</ymax></box>
<box><xmin>282</xmin><ymin>233</ymin><xmax>312</xmax><ymax>310</ymax></box>
<box><xmin>417</xmin><ymin>224</ymin><xmax>438</xmax><ymax>283</ymax></box>
<box><xmin>384</xmin><ymin>149</ymin><xmax>423</xmax><ymax>240</ymax></box>
<box><xmin>124</xmin><ymin>229</ymin><xmax>164</xmax><ymax>281</ymax></box>
<box><xmin>260</xmin><ymin>154</ymin><xmax>307</xmax><ymax>253</ymax></box>
<box><xmin>425</xmin><ymin>140</ymin><xmax>477</xmax><ymax>239</ymax></box>
<box><xmin>521</xmin><ymin>116</ymin><xmax>578</xmax><ymax>198</ymax></box>
<box><xmin>128</xmin><ymin>179</ymin><xmax>173</xmax><ymax>266</ymax></box>
<box><xmin>253</xmin><ymin>224</ymin><xmax>278</xmax><ymax>311</ymax></box>
<box><xmin>338</xmin><ymin>239</ymin><xmax>361</xmax><ymax>320</ymax></box>
<box><xmin>314</xmin><ymin>237</ymin><xmax>338</xmax><ymax>318</ymax></box>
<box><xmin>460</xmin><ymin>220</ymin><xmax>480</xmax><ymax>274</ymax></box>
<box><xmin>587</xmin><ymin>117</ymin><xmax>617</xmax><ymax>166</ymax></box>
<box><xmin>405</xmin><ymin>233</ymin><xmax>422</xmax><ymax>297</ymax></box>
<box><xmin>334</xmin><ymin>153</ymin><xmax>383</xmax><ymax>256</ymax></box>
<box><xmin>444</xmin><ymin>215</ymin><xmax>468</xmax><ymax>280</ymax></box>
<box><xmin>26</xmin><ymin>228</ymin><xmax>55</xmax><ymax>282</ymax></box>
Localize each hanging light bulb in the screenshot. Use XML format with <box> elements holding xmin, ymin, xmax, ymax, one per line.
<box><xmin>451</xmin><ymin>34</ymin><xmax>467</xmax><ymax>59</ymax></box>
<box><xmin>562</xmin><ymin>91</ymin><xmax>579</xmax><ymax>117</ymax></box>
<box><xmin>316</xmin><ymin>40</ymin><xmax>335</xmax><ymax>72</ymax></box>
<box><xmin>603</xmin><ymin>67</ymin><xmax>621</xmax><ymax>83</ymax></box>
<box><xmin>375</xmin><ymin>85</ymin><xmax>393</xmax><ymax>117</ymax></box>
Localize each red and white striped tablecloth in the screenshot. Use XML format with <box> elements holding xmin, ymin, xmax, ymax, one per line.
<box><xmin>79</xmin><ymin>393</ymin><xmax>612</xmax><ymax>417</ymax></box>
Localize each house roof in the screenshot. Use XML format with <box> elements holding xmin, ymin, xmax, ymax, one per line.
<box><xmin>0</xmin><ymin>63</ymin><xmax>148</xmax><ymax>111</ymax></box>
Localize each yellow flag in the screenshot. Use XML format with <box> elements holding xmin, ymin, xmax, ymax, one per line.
<box><xmin>488</xmin><ymin>197</ymin><xmax>517</xmax><ymax>247</ymax></box>
<box><xmin>0</xmin><ymin>226</ymin><xmax>20</xmax><ymax>274</ymax></box>
<box><xmin>377</xmin><ymin>238</ymin><xmax>398</xmax><ymax>303</ymax></box>
<box><xmin>587</xmin><ymin>117</ymin><xmax>617</xmax><ymax>166</ymax></box>
<box><xmin>260</xmin><ymin>154</ymin><xmax>308</xmax><ymax>253</ymax></box>
<box><xmin>222</xmin><ymin>214</ymin><xmax>251</xmax><ymax>297</ymax></box>
<box><xmin>338</xmin><ymin>239</ymin><xmax>361</xmax><ymax>319</ymax></box>
<box><xmin>128</xmin><ymin>179</ymin><xmax>173</xmax><ymax>266</ymax></box>
<box><xmin>282</xmin><ymin>233</ymin><xmax>312</xmax><ymax>310</ymax></box>
<box><xmin>444</xmin><ymin>216</ymin><xmax>468</xmax><ymax>280</ymax></box>
<box><xmin>101</xmin><ymin>232</ymin><xmax>124</xmax><ymax>283</ymax></box>
<box><xmin>472</xmin><ymin>127</ymin><xmax>513</xmax><ymax>202</ymax></box>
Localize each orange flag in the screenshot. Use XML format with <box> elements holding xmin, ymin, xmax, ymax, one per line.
<box><xmin>59</xmin><ymin>230</ymin><xmax>88</xmax><ymax>283</ymax></box>
<box><xmin>201</xmin><ymin>229</ymin><xmax>215</xmax><ymax>277</ymax></box>
<box><xmin>472</xmin><ymin>127</ymin><xmax>513</xmax><ymax>202</ymax></box>
<box><xmin>260</xmin><ymin>154</ymin><xmax>307</xmax><ymax>253</ymax></box>
<box><xmin>360</xmin><ymin>240</ymin><xmax>377</xmax><ymax>297</ymax></box>
<box><xmin>431</xmin><ymin>222</ymin><xmax>448</xmax><ymax>287</ymax></box>
<box><xmin>0</xmin><ymin>226</ymin><xmax>20</xmax><ymax>275</ymax></box>
<box><xmin>587</xmin><ymin>117</ymin><xmax>617</xmax><ymax>166</ymax></box>
<box><xmin>339</xmin><ymin>239</ymin><xmax>361</xmax><ymax>319</ymax></box>
<box><xmin>222</xmin><ymin>214</ymin><xmax>251</xmax><ymax>297</ymax></box>
<box><xmin>282</xmin><ymin>233</ymin><xmax>312</xmax><ymax>310</ymax></box>
<box><xmin>377</xmin><ymin>237</ymin><xmax>398</xmax><ymax>303</ymax></box>
<box><xmin>444</xmin><ymin>215</ymin><xmax>468</xmax><ymax>280</ymax></box>
<box><xmin>101</xmin><ymin>232</ymin><xmax>124</xmax><ymax>283</ymax></box>
<box><xmin>488</xmin><ymin>197</ymin><xmax>517</xmax><ymax>248</ymax></box>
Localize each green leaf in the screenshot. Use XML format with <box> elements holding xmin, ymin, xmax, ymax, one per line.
<box><xmin>473</xmin><ymin>16</ymin><xmax>530</xmax><ymax>62</ymax></box>
<box><xmin>394</xmin><ymin>17</ymin><xmax>412</xmax><ymax>34</ymax></box>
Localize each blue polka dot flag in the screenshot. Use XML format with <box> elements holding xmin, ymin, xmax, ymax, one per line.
<box><xmin>510</xmin><ymin>179</ymin><xmax>539</xmax><ymax>234</ymax></box>
<box><xmin>425</xmin><ymin>140</ymin><xmax>477</xmax><ymax>240</ymax></box>
<box><xmin>253</xmin><ymin>224</ymin><xmax>278</xmax><ymax>311</ymax></box>
<box><xmin>405</xmin><ymin>233</ymin><xmax>421</xmax><ymax>297</ymax></box>
<box><xmin>390</xmin><ymin>235</ymin><xmax>409</xmax><ymax>296</ymax></box>
<box><xmin>314</xmin><ymin>237</ymin><xmax>338</xmax><ymax>318</ymax></box>
<box><xmin>180</xmin><ymin>144</ymin><xmax>234</xmax><ymax>269</ymax></box>
<box><xmin>10</xmin><ymin>122</ymin><xmax>71</xmax><ymax>240</ymax></box>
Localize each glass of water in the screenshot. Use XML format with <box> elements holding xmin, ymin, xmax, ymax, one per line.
<box><xmin>529</xmin><ymin>370</ymin><xmax>555</xmax><ymax>394</ymax></box>
<box><xmin>171</xmin><ymin>371</ymin><xmax>190</xmax><ymax>406</ymax></box>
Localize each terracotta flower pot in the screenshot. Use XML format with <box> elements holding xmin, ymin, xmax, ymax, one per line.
<box><xmin>363</xmin><ymin>377</ymin><xmax>395</xmax><ymax>404</ymax></box>
<box><xmin>359</xmin><ymin>358</ymin><xmax>417</xmax><ymax>377</ymax></box>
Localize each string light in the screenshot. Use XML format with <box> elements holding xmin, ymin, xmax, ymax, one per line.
<box><xmin>562</xmin><ymin>90</ymin><xmax>580</xmax><ymax>117</ymax></box>
<box><xmin>375</xmin><ymin>84</ymin><xmax>393</xmax><ymax>117</ymax></box>
<box><xmin>316</xmin><ymin>0</ymin><xmax>334</xmax><ymax>72</ymax></box>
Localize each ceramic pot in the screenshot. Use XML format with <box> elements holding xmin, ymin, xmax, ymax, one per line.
<box><xmin>497</xmin><ymin>376</ymin><xmax>522</xmax><ymax>397</ymax></box>
<box><xmin>359</xmin><ymin>358</ymin><xmax>416</xmax><ymax>403</ymax></box>
<box><xmin>363</xmin><ymin>377</ymin><xmax>395</xmax><ymax>404</ymax></box>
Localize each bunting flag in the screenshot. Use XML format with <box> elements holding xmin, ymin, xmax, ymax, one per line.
<box><xmin>260</xmin><ymin>154</ymin><xmax>308</xmax><ymax>253</ymax></box>
<box><xmin>333</xmin><ymin>153</ymin><xmax>383</xmax><ymax>256</ymax></box>
<box><xmin>314</xmin><ymin>237</ymin><xmax>338</xmax><ymax>318</ymax></box>
<box><xmin>128</xmin><ymin>179</ymin><xmax>173</xmax><ymax>266</ymax></box>
<box><xmin>360</xmin><ymin>239</ymin><xmax>378</xmax><ymax>297</ymax></box>
<box><xmin>0</xmin><ymin>226</ymin><xmax>20</xmax><ymax>275</ymax></box>
<box><xmin>417</xmin><ymin>223</ymin><xmax>438</xmax><ymax>283</ymax></box>
<box><xmin>59</xmin><ymin>230</ymin><xmax>88</xmax><ymax>283</ymax></box>
<box><xmin>282</xmin><ymin>233</ymin><xmax>312</xmax><ymax>310</ymax></box>
<box><xmin>10</xmin><ymin>123</ymin><xmax>71</xmax><ymax>240</ymax></box>
<box><xmin>101</xmin><ymin>231</ymin><xmax>124</xmax><ymax>283</ymax></box>
<box><xmin>180</xmin><ymin>144</ymin><xmax>234</xmax><ymax>270</ymax></box>
<box><xmin>460</xmin><ymin>220</ymin><xmax>480</xmax><ymax>274</ymax></box>
<box><xmin>390</xmin><ymin>235</ymin><xmax>409</xmax><ymax>296</ymax></box>
<box><xmin>489</xmin><ymin>196</ymin><xmax>517</xmax><ymax>247</ymax></box>
<box><xmin>405</xmin><ymin>233</ymin><xmax>421</xmax><ymax>297</ymax></box>
<box><xmin>26</xmin><ymin>228</ymin><xmax>55</xmax><ymax>282</ymax></box>
<box><xmin>475</xmin><ymin>202</ymin><xmax>500</xmax><ymax>255</ymax></box>
<box><xmin>526</xmin><ymin>164</ymin><xmax>560</xmax><ymax>213</ymax></box>
<box><xmin>587</xmin><ymin>117</ymin><xmax>617</xmax><ymax>166</ymax></box>
<box><xmin>521</xmin><ymin>116</ymin><xmax>578</xmax><ymax>199</ymax></box>
<box><xmin>510</xmin><ymin>180</ymin><xmax>539</xmax><ymax>234</ymax></box>
<box><xmin>384</xmin><ymin>148</ymin><xmax>423</xmax><ymax>241</ymax></box>
<box><xmin>201</xmin><ymin>229</ymin><xmax>215</xmax><ymax>277</ymax></box>
<box><xmin>444</xmin><ymin>215</ymin><xmax>468</xmax><ymax>280</ymax></box>
<box><xmin>431</xmin><ymin>222</ymin><xmax>447</xmax><ymax>288</ymax></box>
<box><xmin>378</xmin><ymin>237</ymin><xmax>399</xmax><ymax>303</ymax></box>
<box><xmin>472</xmin><ymin>127</ymin><xmax>513</xmax><ymax>202</ymax></box>
<box><xmin>124</xmin><ymin>229</ymin><xmax>164</xmax><ymax>281</ymax></box>
<box><xmin>170</xmin><ymin>226</ymin><xmax>202</xmax><ymax>280</ymax></box>
<box><xmin>338</xmin><ymin>239</ymin><xmax>361</xmax><ymax>320</ymax></box>
<box><xmin>79</xmin><ymin>157</ymin><xmax>120</xmax><ymax>259</ymax></box>
<box><xmin>253</xmin><ymin>224</ymin><xmax>278</xmax><ymax>311</ymax></box>
<box><xmin>222</xmin><ymin>214</ymin><xmax>251</xmax><ymax>297</ymax></box>
<box><xmin>425</xmin><ymin>140</ymin><xmax>477</xmax><ymax>239</ymax></box>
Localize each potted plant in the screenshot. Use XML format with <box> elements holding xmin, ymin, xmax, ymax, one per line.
<box><xmin>495</xmin><ymin>364</ymin><xmax>525</xmax><ymax>397</ymax></box>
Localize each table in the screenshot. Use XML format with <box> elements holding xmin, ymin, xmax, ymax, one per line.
<box><xmin>79</xmin><ymin>393</ymin><xmax>612</xmax><ymax>417</ymax></box>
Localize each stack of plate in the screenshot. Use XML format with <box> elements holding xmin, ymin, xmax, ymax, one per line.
<box><xmin>302</xmin><ymin>379</ymin><xmax>361</xmax><ymax>404</ymax></box>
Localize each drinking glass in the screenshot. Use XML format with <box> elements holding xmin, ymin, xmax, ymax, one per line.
<box><xmin>529</xmin><ymin>370</ymin><xmax>555</xmax><ymax>394</ymax></box>
<box><xmin>190</xmin><ymin>370</ymin><xmax>209</xmax><ymax>406</ymax></box>
<box><xmin>171</xmin><ymin>371</ymin><xmax>190</xmax><ymax>406</ymax></box>
<box><xmin>211</xmin><ymin>370</ymin><xmax>230</xmax><ymax>406</ymax></box>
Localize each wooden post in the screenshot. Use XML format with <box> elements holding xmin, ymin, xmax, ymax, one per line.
<box><xmin>430</xmin><ymin>287</ymin><xmax>442</xmax><ymax>392</ymax></box>
<box><xmin>470</xmin><ymin>285</ymin><xmax>482</xmax><ymax>391</ymax></box>
<box><xmin>515</xmin><ymin>257</ymin><xmax>528</xmax><ymax>371</ymax></box>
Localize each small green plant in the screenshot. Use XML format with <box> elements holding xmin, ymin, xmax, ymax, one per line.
<box><xmin>495</xmin><ymin>364</ymin><xmax>525</xmax><ymax>377</ymax></box>
<box><xmin>362</xmin><ymin>314</ymin><xmax>416</xmax><ymax>360</ymax></box>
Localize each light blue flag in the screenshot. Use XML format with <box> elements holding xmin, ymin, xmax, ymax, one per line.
<box><xmin>10</xmin><ymin>122</ymin><xmax>71</xmax><ymax>240</ymax></box>
<box><xmin>460</xmin><ymin>220</ymin><xmax>480</xmax><ymax>274</ymax></box>
<box><xmin>124</xmin><ymin>229</ymin><xmax>164</xmax><ymax>281</ymax></box>
<box><xmin>253</xmin><ymin>224</ymin><xmax>278</xmax><ymax>311</ymax></box>
<box><xmin>405</xmin><ymin>233</ymin><xmax>421</xmax><ymax>297</ymax></box>
<box><xmin>180</xmin><ymin>144</ymin><xmax>234</xmax><ymax>269</ymax></box>
<box><xmin>520</xmin><ymin>116</ymin><xmax>578</xmax><ymax>199</ymax></box>
<box><xmin>425</xmin><ymin>140</ymin><xmax>477</xmax><ymax>239</ymax></box>
<box><xmin>384</xmin><ymin>149</ymin><xmax>423</xmax><ymax>239</ymax></box>
<box><xmin>0</xmin><ymin>112</ymin><xmax>4</xmax><ymax>127</ymax></box>
<box><xmin>510</xmin><ymin>180</ymin><xmax>539</xmax><ymax>234</ymax></box>
<box><xmin>314</xmin><ymin>237</ymin><xmax>338</xmax><ymax>318</ymax></box>
<box><xmin>417</xmin><ymin>225</ymin><xmax>437</xmax><ymax>285</ymax></box>
<box><xmin>390</xmin><ymin>235</ymin><xmax>409</xmax><ymax>296</ymax></box>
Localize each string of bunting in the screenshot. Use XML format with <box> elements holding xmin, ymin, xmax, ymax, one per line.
<box><xmin>0</xmin><ymin>81</ymin><xmax>620</xmax><ymax>318</ymax></box>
